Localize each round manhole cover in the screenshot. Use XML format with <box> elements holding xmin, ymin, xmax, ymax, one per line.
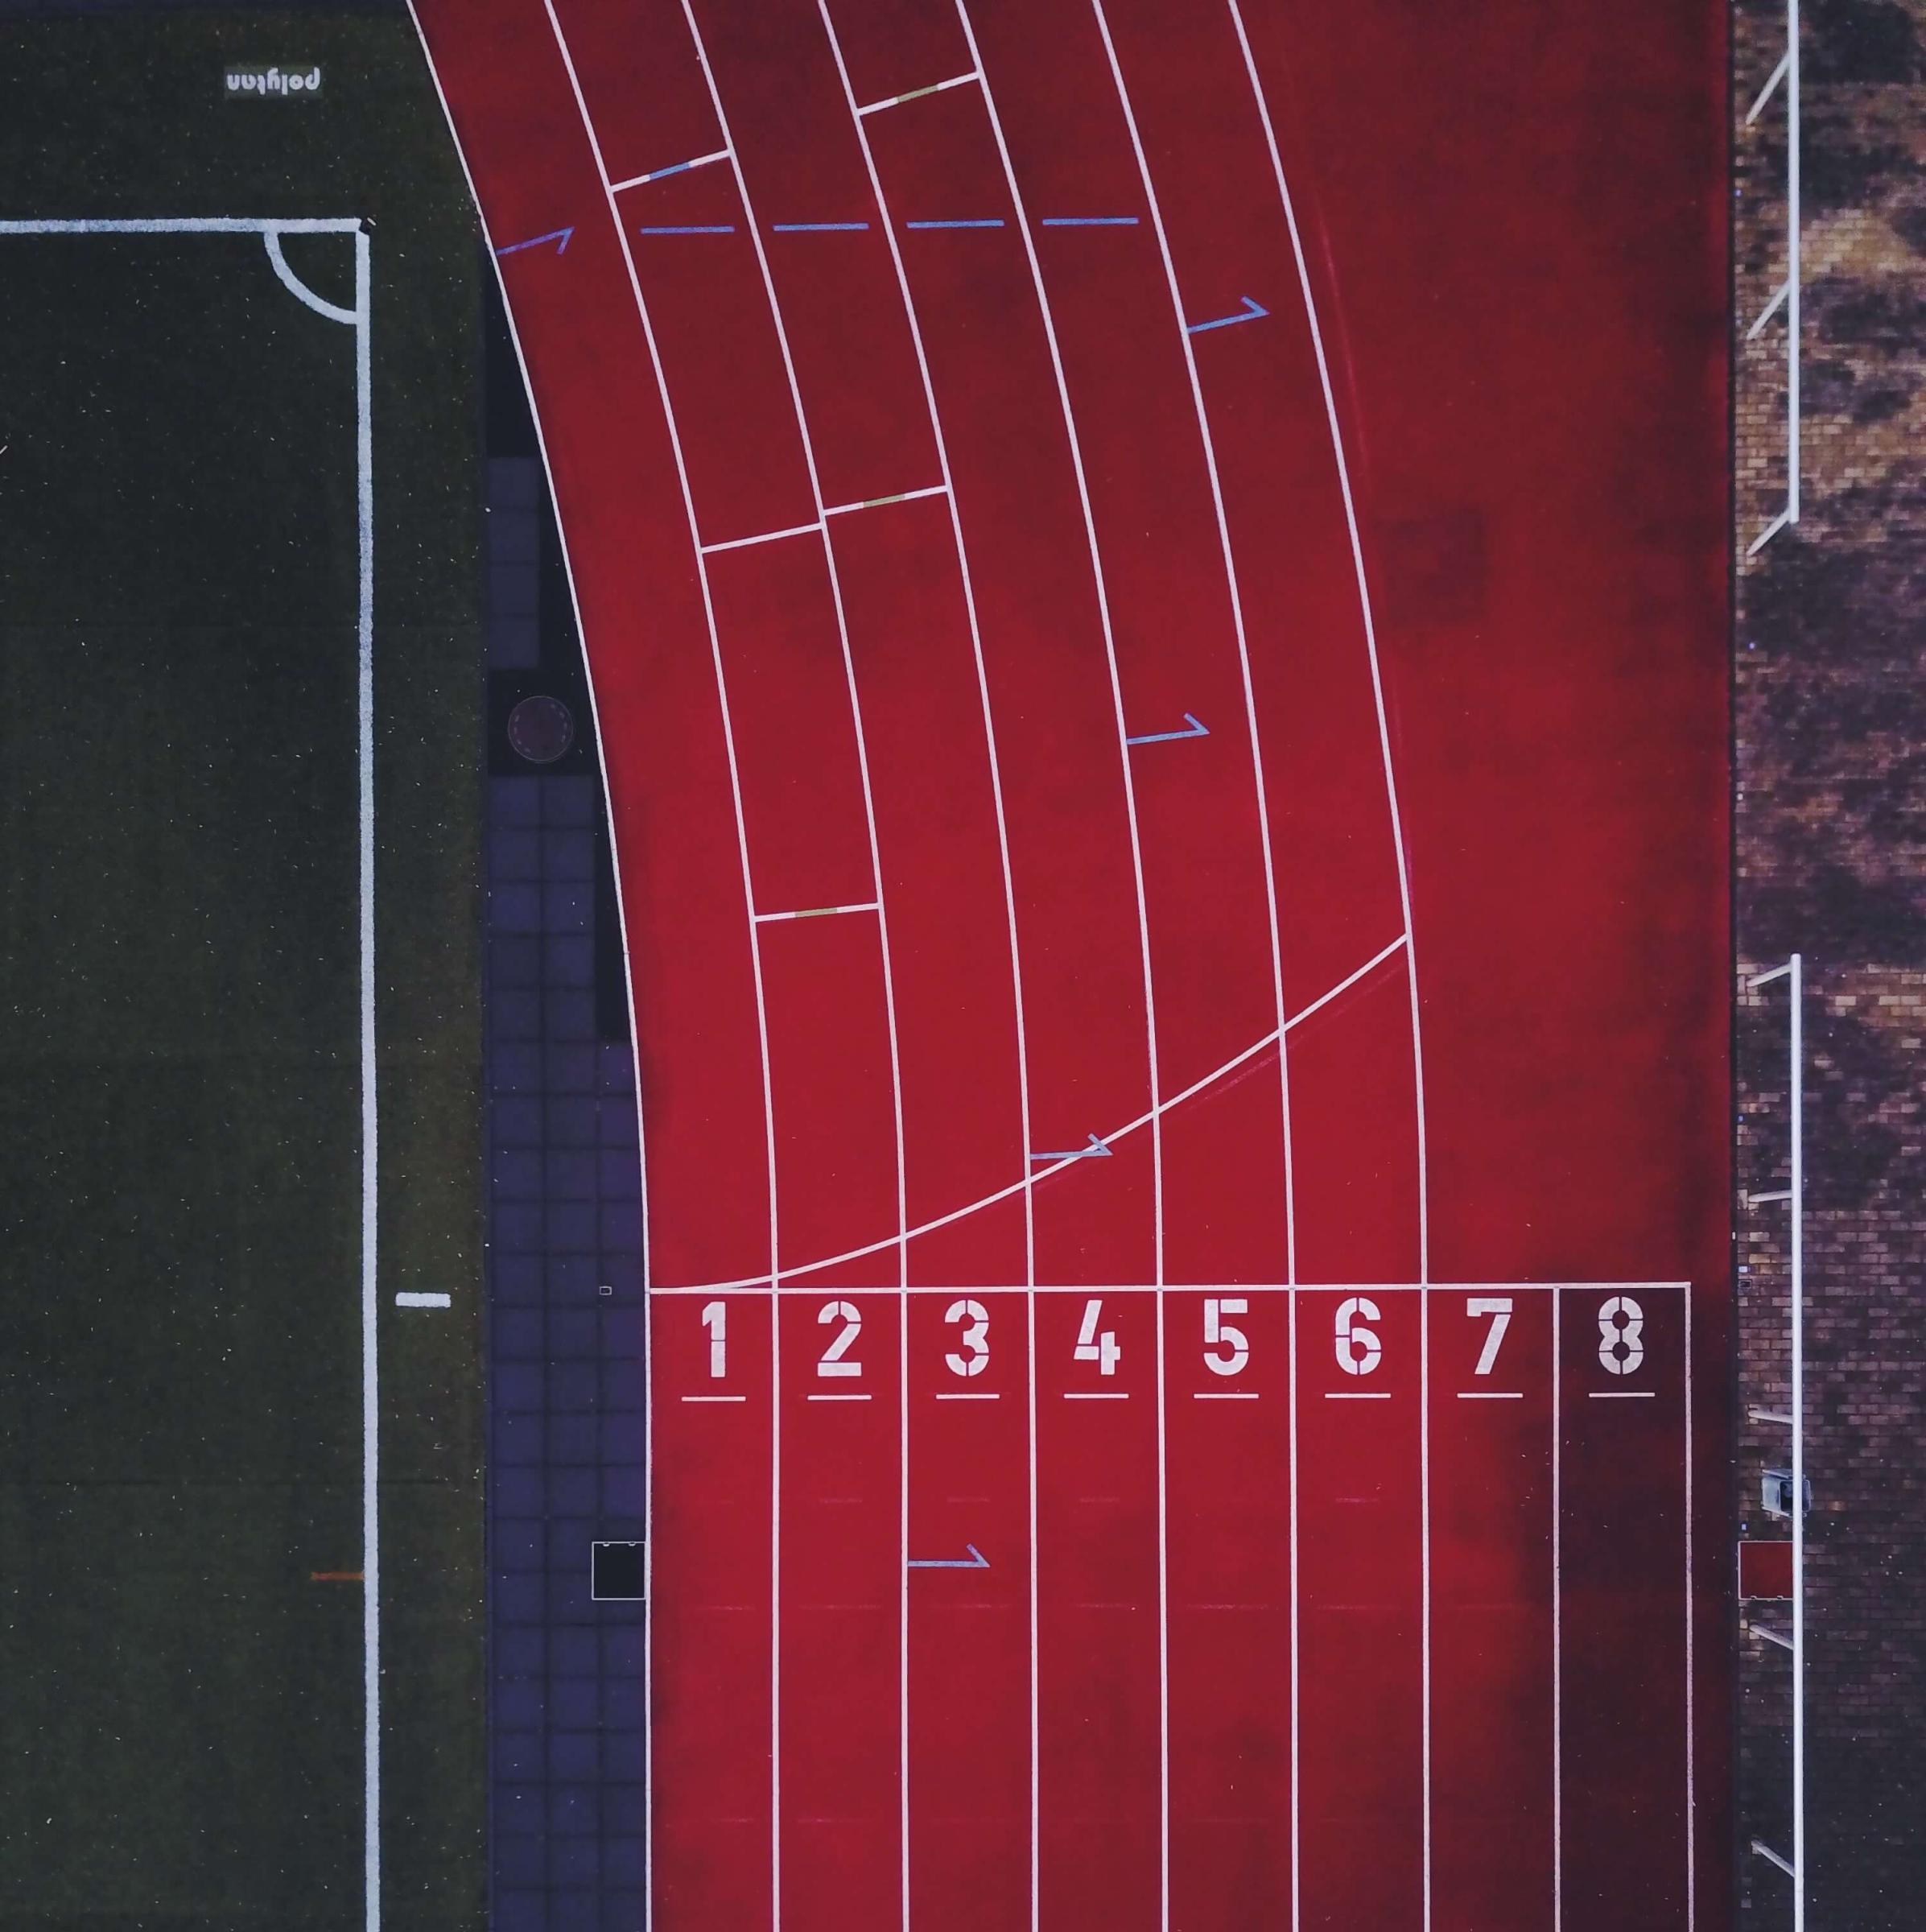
<box><xmin>507</xmin><ymin>693</ymin><xmax>575</xmax><ymax>765</ymax></box>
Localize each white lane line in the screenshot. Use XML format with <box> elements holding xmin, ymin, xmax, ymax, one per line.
<box><xmin>1456</xmin><ymin>1390</ymin><xmax>1523</xmax><ymax>1400</ymax></box>
<box><xmin>1590</xmin><ymin>1390</ymin><xmax>1657</xmax><ymax>1400</ymax></box>
<box><xmin>700</xmin><ymin>519</ymin><xmax>824</xmax><ymax>555</ymax></box>
<box><xmin>675</xmin><ymin>22</ymin><xmax>915</xmax><ymax>1922</ymax></box>
<box><xmin>857</xmin><ymin>71</ymin><xmax>979</xmax><ymax>115</ymax></box>
<box><xmin>656</xmin><ymin>1278</ymin><xmax>1682</xmax><ymax>1298</ymax></box>
<box><xmin>684</xmin><ymin>1393</ymin><xmax>749</xmax><ymax>1403</ymax></box>
<box><xmin>1553</xmin><ymin>1289</ymin><xmax>1562</xmax><ymax>1930</ymax></box>
<box><xmin>956</xmin><ymin>20</ymin><xmax>1170</xmax><ymax>1920</ymax></box>
<box><xmin>1090</xmin><ymin>30</ymin><xmax>1308</xmax><ymax>1904</ymax></box>
<box><xmin>669</xmin><ymin>939</ymin><xmax>1403</xmax><ymax>1294</ymax></box>
<box><xmin>534</xmin><ymin>13</ymin><xmax>786</xmax><ymax>1925</ymax></box>
<box><xmin>808</xmin><ymin>1392</ymin><xmax>874</xmax><ymax>1402</ymax></box>
<box><xmin>823</xmin><ymin>483</ymin><xmax>949</xmax><ymax>515</ymax></box>
<box><xmin>394</xmin><ymin>1292</ymin><xmax>451</xmax><ymax>1309</ymax></box>
<box><xmin>1227</xmin><ymin>16</ymin><xmax>1434</xmax><ymax>1922</ymax></box>
<box><xmin>819</xmin><ymin>12</ymin><xmax>1043</xmax><ymax>1922</ymax></box>
<box><xmin>754</xmin><ymin>901</ymin><xmax>880</xmax><ymax>923</ymax></box>
<box><xmin>1323</xmin><ymin>1390</ymin><xmax>1392</xmax><ymax>1401</ymax></box>
<box><xmin>936</xmin><ymin>1391</ymin><xmax>1003</xmax><ymax>1400</ymax></box>
<box><xmin>1192</xmin><ymin>1390</ymin><xmax>1260</xmax><ymax>1401</ymax></box>
<box><xmin>1685</xmin><ymin>1286</ymin><xmax>1696</xmax><ymax>1930</ymax></box>
<box><xmin>1064</xmin><ymin>1391</ymin><xmax>1130</xmax><ymax>1401</ymax></box>
<box><xmin>611</xmin><ymin>148</ymin><xmax>731</xmax><ymax>192</ymax></box>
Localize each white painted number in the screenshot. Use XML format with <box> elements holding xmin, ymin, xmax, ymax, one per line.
<box><xmin>1334</xmin><ymin>1295</ymin><xmax>1383</xmax><ymax>1377</ymax></box>
<box><xmin>1074</xmin><ymin>1297</ymin><xmax>1120</xmax><ymax>1376</ymax></box>
<box><xmin>943</xmin><ymin>1298</ymin><xmax>990</xmax><ymax>1377</ymax></box>
<box><xmin>1467</xmin><ymin>1295</ymin><xmax>1513</xmax><ymax>1376</ymax></box>
<box><xmin>817</xmin><ymin>1299</ymin><xmax>863</xmax><ymax>1378</ymax></box>
<box><xmin>1598</xmin><ymin>1294</ymin><xmax>1645</xmax><ymax>1376</ymax></box>
<box><xmin>1203</xmin><ymin>1297</ymin><xmax>1250</xmax><ymax>1377</ymax></box>
<box><xmin>700</xmin><ymin>1299</ymin><xmax>727</xmax><ymax>1380</ymax></box>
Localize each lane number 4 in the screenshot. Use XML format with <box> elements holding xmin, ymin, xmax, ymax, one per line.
<box><xmin>1074</xmin><ymin>1297</ymin><xmax>1120</xmax><ymax>1376</ymax></box>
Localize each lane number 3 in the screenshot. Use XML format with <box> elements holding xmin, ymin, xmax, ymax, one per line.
<box><xmin>944</xmin><ymin>1298</ymin><xmax>990</xmax><ymax>1377</ymax></box>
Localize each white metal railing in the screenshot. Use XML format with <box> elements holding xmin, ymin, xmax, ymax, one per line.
<box><xmin>1746</xmin><ymin>0</ymin><xmax>1800</xmax><ymax>555</ymax></box>
<box><xmin>1747</xmin><ymin>955</ymin><xmax>1804</xmax><ymax>1928</ymax></box>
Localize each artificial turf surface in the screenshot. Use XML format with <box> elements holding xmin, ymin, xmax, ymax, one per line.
<box><xmin>0</xmin><ymin>10</ymin><xmax>485</xmax><ymax>1926</ymax></box>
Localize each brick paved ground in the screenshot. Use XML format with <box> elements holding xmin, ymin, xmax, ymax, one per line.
<box><xmin>1733</xmin><ymin>2</ymin><xmax>1926</xmax><ymax>1924</ymax></box>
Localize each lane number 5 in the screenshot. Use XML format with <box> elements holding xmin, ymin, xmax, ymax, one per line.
<box><xmin>1203</xmin><ymin>1297</ymin><xmax>1250</xmax><ymax>1377</ymax></box>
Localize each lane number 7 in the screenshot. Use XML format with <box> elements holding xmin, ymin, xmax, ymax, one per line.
<box><xmin>1466</xmin><ymin>1295</ymin><xmax>1513</xmax><ymax>1376</ymax></box>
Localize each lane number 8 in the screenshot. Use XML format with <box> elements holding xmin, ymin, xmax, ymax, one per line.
<box><xmin>1598</xmin><ymin>1294</ymin><xmax>1645</xmax><ymax>1376</ymax></box>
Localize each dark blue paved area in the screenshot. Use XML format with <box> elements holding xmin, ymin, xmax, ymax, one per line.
<box><xmin>484</xmin><ymin>337</ymin><xmax>649</xmax><ymax>1925</ymax></box>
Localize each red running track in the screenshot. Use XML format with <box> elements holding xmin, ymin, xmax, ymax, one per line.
<box><xmin>411</xmin><ymin>0</ymin><xmax>1730</xmax><ymax>1925</ymax></box>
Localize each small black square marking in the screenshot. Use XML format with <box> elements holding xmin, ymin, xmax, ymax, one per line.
<box><xmin>591</xmin><ymin>1539</ymin><xmax>645</xmax><ymax>1601</ymax></box>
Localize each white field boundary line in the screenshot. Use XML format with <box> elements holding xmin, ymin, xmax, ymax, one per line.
<box><xmin>667</xmin><ymin>932</ymin><xmax>1406</xmax><ymax>1295</ymax></box>
<box><xmin>2</xmin><ymin>213</ymin><xmax>381</xmax><ymax>1932</ymax></box>
<box><xmin>1088</xmin><ymin>20</ymin><xmax>1301</xmax><ymax>1915</ymax></box>
<box><xmin>816</xmin><ymin>8</ymin><xmax>1044</xmax><ymax>1914</ymax></box>
<box><xmin>671</xmin><ymin>14</ymin><xmax>917</xmax><ymax>1922</ymax></box>
<box><xmin>1224</xmin><ymin>13</ymin><xmax>1436</xmax><ymax>1923</ymax></box>
<box><xmin>531</xmin><ymin>6</ymin><xmax>787</xmax><ymax>1922</ymax></box>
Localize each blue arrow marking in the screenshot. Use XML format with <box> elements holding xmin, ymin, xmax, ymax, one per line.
<box><xmin>1186</xmin><ymin>295</ymin><xmax>1268</xmax><ymax>336</ymax></box>
<box><xmin>1126</xmin><ymin>712</ymin><xmax>1210</xmax><ymax>747</ymax></box>
<box><xmin>496</xmin><ymin>226</ymin><xmax>573</xmax><ymax>258</ymax></box>
<box><xmin>1029</xmin><ymin>1134</ymin><xmax>1112</xmax><ymax>1162</ymax></box>
<box><xmin>909</xmin><ymin>1543</ymin><xmax>989</xmax><ymax>1570</ymax></box>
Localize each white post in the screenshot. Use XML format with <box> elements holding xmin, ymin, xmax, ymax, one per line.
<box><xmin>1788</xmin><ymin>952</ymin><xmax>1804</xmax><ymax>1930</ymax></box>
<box><xmin>1787</xmin><ymin>0</ymin><xmax>1801</xmax><ymax>526</ymax></box>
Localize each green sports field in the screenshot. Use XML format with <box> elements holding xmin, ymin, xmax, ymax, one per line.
<box><xmin>0</xmin><ymin>11</ymin><xmax>485</xmax><ymax>1926</ymax></box>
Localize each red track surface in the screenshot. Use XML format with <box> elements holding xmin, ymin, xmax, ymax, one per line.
<box><xmin>412</xmin><ymin>1</ymin><xmax>1730</xmax><ymax>1925</ymax></box>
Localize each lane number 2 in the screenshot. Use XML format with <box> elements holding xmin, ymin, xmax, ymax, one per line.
<box><xmin>1203</xmin><ymin>1297</ymin><xmax>1250</xmax><ymax>1377</ymax></box>
<box><xmin>1075</xmin><ymin>1297</ymin><xmax>1120</xmax><ymax>1375</ymax></box>
<box><xmin>944</xmin><ymin>1298</ymin><xmax>990</xmax><ymax>1377</ymax></box>
<box><xmin>818</xmin><ymin>1299</ymin><xmax>862</xmax><ymax>1378</ymax></box>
